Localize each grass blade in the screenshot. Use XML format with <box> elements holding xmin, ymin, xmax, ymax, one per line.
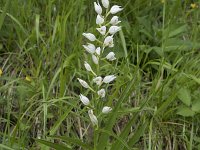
<box><xmin>36</xmin><ymin>139</ymin><xmax>71</xmax><ymax>150</ymax></box>
<box><xmin>49</xmin><ymin>136</ymin><xmax>93</xmax><ymax>150</ymax></box>
<box><xmin>0</xmin><ymin>144</ymin><xmax>15</xmax><ymax>150</ymax></box>
<box><xmin>0</xmin><ymin>0</ymin><xmax>11</xmax><ymax>31</ymax></box>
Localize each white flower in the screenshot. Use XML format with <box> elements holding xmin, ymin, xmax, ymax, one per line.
<box><xmin>77</xmin><ymin>78</ymin><xmax>90</xmax><ymax>88</ymax></box>
<box><xmin>104</xmin><ymin>36</ymin><xmax>114</xmax><ymax>47</ymax></box>
<box><xmin>108</xmin><ymin>26</ymin><xmax>121</xmax><ymax>35</ymax></box>
<box><xmin>96</xmin><ymin>15</ymin><xmax>104</xmax><ymax>25</ymax></box>
<box><xmin>93</xmin><ymin>76</ymin><xmax>102</xmax><ymax>85</ymax></box>
<box><xmin>82</xmin><ymin>33</ymin><xmax>96</xmax><ymax>41</ymax></box>
<box><xmin>88</xmin><ymin>110</ymin><xmax>98</xmax><ymax>126</ymax></box>
<box><xmin>94</xmin><ymin>2</ymin><xmax>102</xmax><ymax>15</ymax></box>
<box><xmin>79</xmin><ymin>94</ymin><xmax>90</xmax><ymax>105</ymax></box>
<box><xmin>103</xmin><ymin>75</ymin><xmax>116</xmax><ymax>83</ymax></box>
<box><xmin>97</xmin><ymin>89</ymin><xmax>106</xmax><ymax>98</ymax></box>
<box><xmin>110</xmin><ymin>16</ymin><xmax>121</xmax><ymax>25</ymax></box>
<box><xmin>110</xmin><ymin>5</ymin><xmax>123</xmax><ymax>14</ymax></box>
<box><xmin>97</xmin><ymin>26</ymin><xmax>106</xmax><ymax>35</ymax></box>
<box><xmin>106</xmin><ymin>52</ymin><xmax>116</xmax><ymax>61</ymax></box>
<box><xmin>102</xmin><ymin>106</ymin><xmax>112</xmax><ymax>114</ymax></box>
<box><xmin>83</xmin><ymin>43</ymin><xmax>96</xmax><ymax>54</ymax></box>
<box><xmin>84</xmin><ymin>61</ymin><xmax>92</xmax><ymax>72</ymax></box>
<box><xmin>101</xmin><ymin>0</ymin><xmax>109</xmax><ymax>8</ymax></box>
<box><xmin>96</xmin><ymin>47</ymin><xmax>101</xmax><ymax>55</ymax></box>
<box><xmin>92</xmin><ymin>55</ymin><xmax>99</xmax><ymax>65</ymax></box>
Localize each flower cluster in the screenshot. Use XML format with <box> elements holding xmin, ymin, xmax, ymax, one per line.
<box><xmin>78</xmin><ymin>0</ymin><xmax>123</xmax><ymax>126</ymax></box>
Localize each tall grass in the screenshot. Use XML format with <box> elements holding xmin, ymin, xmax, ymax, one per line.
<box><xmin>0</xmin><ymin>0</ymin><xmax>200</xmax><ymax>149</ymax></box>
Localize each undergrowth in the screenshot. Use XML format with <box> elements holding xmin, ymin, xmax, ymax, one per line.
<box><xmin>0</xmin><ymin>0</ymin><xmax>200</xmax><ymax>149</ymax></box>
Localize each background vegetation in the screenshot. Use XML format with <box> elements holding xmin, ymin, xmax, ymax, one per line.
<box><xmin>0</xmin><ymin>0</ymin><xmax>200</xmax><ymax>149</ymax></box>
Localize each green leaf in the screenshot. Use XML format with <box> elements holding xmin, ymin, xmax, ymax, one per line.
<box><xmin>155</xmin><ymin>90</ymin><xmax>177</xmax><ymax>116</ymax></box>
<box><xmin>0</xmin><ymin>144</ymin><xmax>15</xmax><ymax>150</ymax></box>
<box><xmin>177</xmin><ymin>88</ymin><xmax>191</xmax><ymax>106</ymax></box>
<box><xmin>97</xmin><ymin>76</ymin><xmax>136</xmax><ymax>150</ymax></box>
<box><xmin>46</xmin><ymin>53</ymin><xmax>76</xmax><ymax>98</ymax></box>
<box><xmin>164</xmin><ymin>39</ymin><xmax>200</xmax><ymax>52</ymax></box>
<box><xmin>0</xmin><ymin>10</ymin><xmax>27</xmax><ymax>35</ymax></box>
<box><xmin>35</xmin><ymin>14</ymin><xmax>40</xmax><ymax>44</ymax></box>
<box><xmin>98</xmin><ymin>129</ymin><xmax>131</xmax><ymax>150</ymax></box>
<box><xmin>126</xmin><ymin>121</ymin><xmax>149</xmax><ymax>148</ymax></box>
<box><xmin>168</xmin><ymin>24</ymin><xmax>187</xmax><ymax>38</ymax></box>
<box><xmin>49</xmin><ymin>105</ymin><xmax>75</xmax><ymax>135</ymax></box>
<box><xmin>192</xmin><ymin>100</ymin><xmax>200</xmax><ymax>112</ymax></box>
<box><xmin>36</xmin><ymin>139</ymin><xmax>71</xmax><ymax>150</ymax></box>
<box><xmin>177</xmin><ymin>106</ymin><xmax>195</xmax><ymax>117</ymax></box>
<box><xmin>185</xmin><ymin>74</ymin><xmax>200</xmax><ymax>84</ymax></box>
<box><xmin>0</xmin><ymin>0</ymin><xmax>11</xmax><ymax>31</ymax></box>
<box><xmin>110</xmin><ymin>114</ymin><xmax>138</xmax><ymax>150</ymax></box>
<box><xmin>49</xmin><ymin>136</ymin><xmax>93</xmax><ymax>150</ymax></box>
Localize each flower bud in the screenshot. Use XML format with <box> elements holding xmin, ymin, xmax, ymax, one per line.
<box><xmin>96</xmin><ymin>15</ymin><xmax>104</xmax><ymax>25</ymax></box>
<box><xmin>106</xmin><ymin>52</ymin><xmax>116</xmax><ymax>61</ymax></box>
<box><xmin>108</xmin><ymin>26</ymin><xmax>121</xmax><ymax>35</ymax></box>
<box><xmin>93</xmin><ymin>76</ymin><xmax>102</xmax><ymax>85</ymax></box>
<box><xmin>94</xmin><ymin>2</ymin><xmax>102</xmax><ymax>14</ymax></box>
<box><xmin>84</xmin><ymin>61</ymin><xmax>92</xmax><ymax>72</ymax></box>
<box><xmin>97</xmin><ymin>26</ymin><xmax>106</xmax><ymax>35</ymax></box>
<box><xmin>77</xmin><ymin>78</ymin><xmax>90</xmax><ymax>88</ymax></box>
<box><xmin>79</xmin><ymin>94</ymin><xmax>90</xmax><ymax>105</ymax></box>
<box><xmin>82</xmin><ymin>33</ymin><xmax>96</xmax><ymax>41</ymax></box>
<box><xmin>0</xmin><ymin>68</ymin><xmax>2</xmax><ymax>76</ymax></box>
<box><xmin>25</xmin><ymin>76</ymin><xmax>32</xmax><ymax>82</ymax></box>
<box><xmin>102</xmin><ymin>106</ymin><xmax>112</xmax><ymax>114</ymax></box>
<box><xmin>96</xmin><ymin>47</ymin><xmax>101</xmax><ymax>55</ymax></box>
<box><xmin>103</xmin><ymin>75</ymin><xmax>116</xmax><ymax>83</ymax></box>
<box><xmin>110</xmin><ymin>5</ymin><xmax>123</xmax><ymax>14</ymax></box>
<box><xmin>97</xmin><ymin>89</ymin><xmax>106</xmax><ymax>98</ymax></box>
<box><xmin>88</xmin><ymin>110</ymin><xmax>98</xmax><ymax>126</ymax></box>
<box><xmin>101</xmin><ymin>0</ymin><xmax>109</xmax><ymax>8</ymax></box>
<box><xmin>83</xmin><ymin>43</ymin><xmax>96</xmax><ymax>54</ymax></box>
<box><xmin>110</xmin><ymin>16</ymin><xmax>121</xmax><ymax>25</ymax></box>
<box><xmin>104</xmin><ymin>36</ymin><xmax>114</xmax><ymax>47</ymax></box>
<box><xmin>92</xmin><ymin>55</ymin><xmax>99</xmax><ymax>65</ymax></box>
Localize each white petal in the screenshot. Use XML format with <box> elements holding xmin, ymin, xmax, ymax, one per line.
<box><xmin>92</xmin><ymin>55</ymin><xmax>99</xmax><ymax>65</ymax></box>
<box><xmin>82</xmin><ymin>43</ymin><xmax>96</xmax><ymax>54</ymax></box>
<box><xmin>97</xmin><ymin>89</ymin><xmax>106</xmax><ymax>98</ymax></box>
<box><xmin>97</xmin><ymin>26</ymin><xmax>106</xmax><ymax>35</ymax></box>
<box><xmin>94</xmin><ymin>2</ymin><xmax>102</xmax><ymax>14</ymax></box>
<box><xmin>101</xmin><ymin>0</ymin><xmax>109</xmax><ymax>8</ymax></box>
<box><xmin>84</xmin><ymin>61</ymin><xmax>92</xmax><ymax>72</ymax></box>
<box><xmin>106</xmin><ymin>52</ymin><xmax>116</xmax><ymax>61</ymax></box>
<box><xmin>82</xmin><ymin>33</ymin><xmax>96</xmax><ymax>41</ymax></box>
<box><xmin>77</xmin><ymin>78</ymin><xmax>89</xmax><ymax>88</ymax></box>
<box><xmin>103</xmin><ymin>75</ymin><xmax>116</xmax><ymax>83</ymax></box>
<box><xmin>96</xmin><ymin>15</ymin><xmax>104</xmax><ymax>25</ymax></box>
<box><xmin>108</xmin><ymin>26</ymin><xmax>121</xmax><ymax>35</ymax></box>
<box><xmin>88</xmin><ymin>110</ymin><xmax>98</xmax><ymax>126</ymax></box>
<box><xmin>79</xmin><ymin>94</ymin><xmax>90</xmax><ymax>105</ymax></box>
<box><xmin>102</xmin><ymin>106</ymin><xmax>112</xmax><ymax>114</ymax></box>
<box><xmin>104</xmin><ymin>36</ymin><xmax>114</xmax><ymax>47</ymax></box>
<box><xmin>96</xmin><ymin>47</ymin><xmax>101</xmax><ymax>55</ymax></box>
<box><xmin>93</xmin><ymin>76</ymin><xmax>102</xmax><ymax>85</ymax></box>
<box><xmin>110</xmin><ymin>5</ymin><xmax>123</xmax><ymax>14</ymax></box>
<box><xmin>110</xmin><ymin>16</ymin><xmax>121</xmax><ymax>25</ymax></box>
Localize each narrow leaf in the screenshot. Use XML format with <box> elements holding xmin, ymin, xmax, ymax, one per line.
<box><xmin>36</xmin><ymin>139</ymin><xmax>71</xmax><ymax>150</ymax></box>
<box><xmin>49</xmin><ymin>136</ymin><xmax>93</xmax><ymax>150</ymax></box>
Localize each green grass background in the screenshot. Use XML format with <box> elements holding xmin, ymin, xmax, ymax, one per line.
<box><xmin>0</xmin><ymin>0</ymin><xmax>200</xmax><ymax>149</ymax></box>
